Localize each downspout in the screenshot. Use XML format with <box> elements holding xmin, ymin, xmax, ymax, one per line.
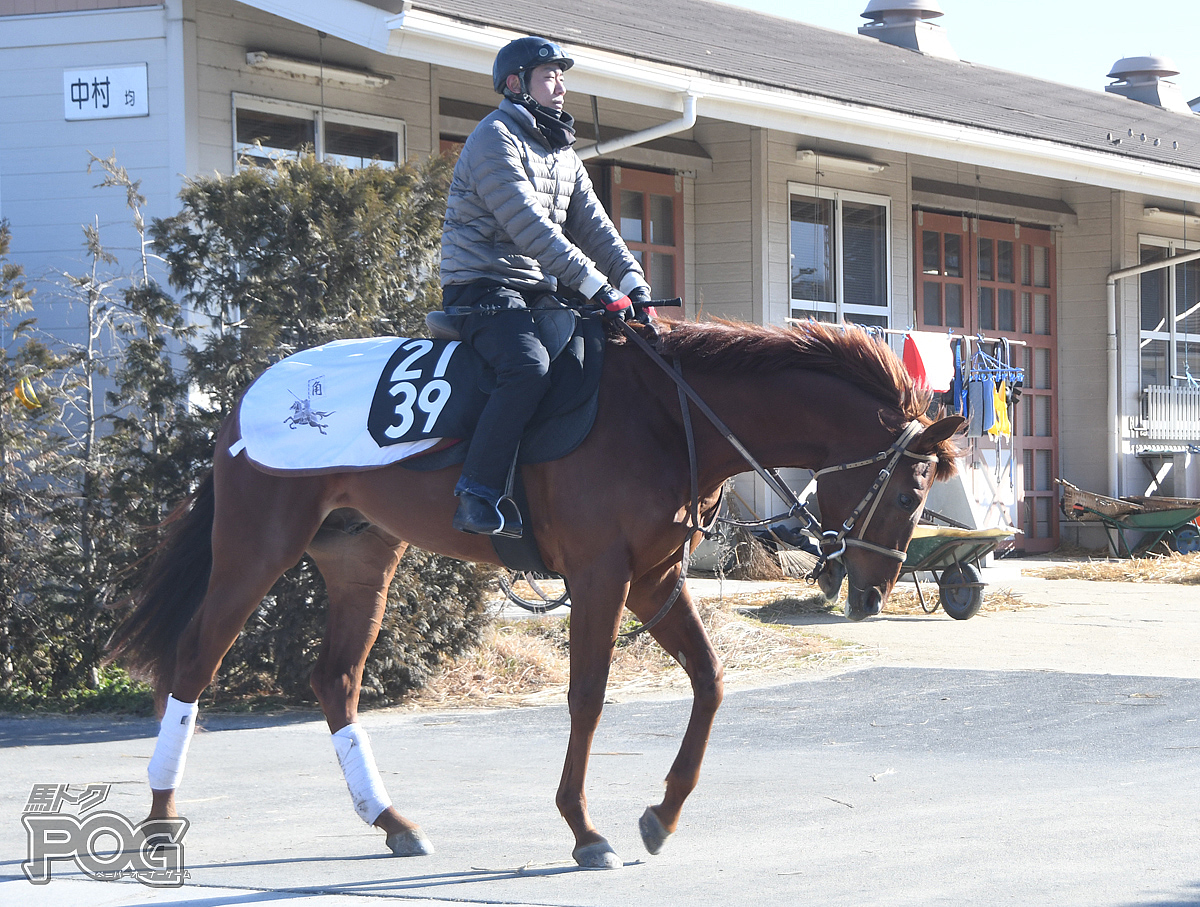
<box><xmin>577</xmin><ymin>93</ymin><xmax>697</xmax><ymax>161</ymax></box>
<box><xmin>1106</xmin><ymin>246</ymin><xmax>1200</xmax><ymax>497</ymax></box>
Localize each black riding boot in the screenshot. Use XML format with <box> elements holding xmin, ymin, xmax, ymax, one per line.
<box><xmin>452</xmin><ymin>487</ymin><xmax>511</xmax><ymax>536</ymax></box>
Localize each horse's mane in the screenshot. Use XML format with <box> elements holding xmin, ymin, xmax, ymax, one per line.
<box><xmin>652</xmin><ymin>318</ymin><xmax>959</xmax><ymax>478</ymax></box>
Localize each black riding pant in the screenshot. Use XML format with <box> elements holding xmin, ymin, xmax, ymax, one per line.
<box><xmin>443</xmin><ymin>281</ymin><xmax>552</xmax><ymax>498</ymax></box>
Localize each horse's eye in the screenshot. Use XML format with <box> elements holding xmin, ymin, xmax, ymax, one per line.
<box><xmin>898</xmin><ymin>493</ymin><xmax>917</xmax><ymax>511</ymax></box>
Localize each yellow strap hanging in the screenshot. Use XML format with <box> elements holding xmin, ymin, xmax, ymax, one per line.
<box><xmin>988</xmin><ymin>380</ymin><xmax>1010</xmax><ymax>437</ymax></box>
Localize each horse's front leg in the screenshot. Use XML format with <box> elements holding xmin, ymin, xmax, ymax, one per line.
<box><xmin>306</xmin><ymin>524</ymin><xmax>433</xmax><ymax>857</ymax></box>
<box><xmin>629</xmin><ymin>567</ymin><xmax>724</xmax><ymax>856</ymax></box>
<box><xmin>556</xmin><ymin>562</ymin><xmax>630</xmax><ymax>869</ymax></box>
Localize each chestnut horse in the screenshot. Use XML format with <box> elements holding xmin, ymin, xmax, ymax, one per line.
<box><xmin>109</xmin><ymin>318</ymin><xmax>962</xmax><ymax>869</ymax></box>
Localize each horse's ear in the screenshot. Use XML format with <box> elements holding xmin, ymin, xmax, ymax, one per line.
<box><xmin>912</xmin><ymin>415</ymin><xmax>967</xmax><ymax>453</ymax></box>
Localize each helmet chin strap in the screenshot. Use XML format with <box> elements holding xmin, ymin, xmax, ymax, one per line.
<box><xmin>505</xmin><ymin>72</ymin><xmax>558</xmax><ymax>115</ymax></box>
<box><xmin>501</xmin><ymin>70</ymin><xmax>535</xmax><ymax>101</ymax></box>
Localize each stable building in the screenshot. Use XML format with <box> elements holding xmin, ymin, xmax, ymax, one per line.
<box><xmin>4</xmin><ymin>0</ymin><xmax>1200</xmax><ymax>552</ymax></box>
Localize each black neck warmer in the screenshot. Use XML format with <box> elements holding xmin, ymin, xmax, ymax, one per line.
<box><xmin>512</xmin><ymin>94</ymin><xmax>576</xmax><ymax>150</ymax></box>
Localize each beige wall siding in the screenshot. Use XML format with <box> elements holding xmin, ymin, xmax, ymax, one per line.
<box><xmin>1056</xmin><ymin>186</ymin><xmax>1115</xmax><ymax>495</ymax></box>
<box><xmin>0</xmin><ymin>3</ymin><xmax>170</xmax><ymax>348</ymax></box>
<box><xmin>912</xmin><ymin>160</ymin><xmax>1070</xmax><ymax>201</ymax></box>
<box><xmin>691</xmin><ymin>119</ymin><xmax>753</xmax><ymax>322</ymax></box>
<box><xmin>431</xmin><ymin>65</ymin><xmax>492</xmax><ymax>119</ymax></box>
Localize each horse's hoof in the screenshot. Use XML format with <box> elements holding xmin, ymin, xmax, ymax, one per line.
<box><xmin>386</xmin><ymin>828</ymin><xmax>435</xmax><ymax>856</ymax></box>
<box><xmin>572</xmin><ymin>839</ymin><xmax>622</xmax><ymax>869</ymax></box>
<box><xmin>639</xmin><ymin>806</ymin><xmax>671</xmax><ymax>855</ymax></box>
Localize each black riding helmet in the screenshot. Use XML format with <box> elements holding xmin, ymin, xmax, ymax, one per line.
<box><xmin>492</xmin><ymin>36</ymin><xmax>574</xmax><ymax>95</ymax></box>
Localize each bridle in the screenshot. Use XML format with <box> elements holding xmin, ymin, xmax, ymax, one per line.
<box><xmin>718</xmin><ymin>418</ymin><xmax>936</xmax><ymax>584</ymax></box>
<box><xmin>618</xmin><ymin>320</ymin><xmax>940</xmax><ymax>638</ymax></box>
<box><xmin>810</xmin><ymin>420</ymin><xmax>939</xmax><ymax>573</ymax></box>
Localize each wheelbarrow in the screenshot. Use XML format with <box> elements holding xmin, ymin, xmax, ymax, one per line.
<box><xmin>1056</xmin><ymin>479</ymin><xmax>1200</xmax><ymax>558</ymax></box>
<box><xmin>901</xmin><ymin>525</ymin><xmax>1015</xmax><ymax>620</ymax></box>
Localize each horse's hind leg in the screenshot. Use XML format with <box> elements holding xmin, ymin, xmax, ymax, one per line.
<box><xmin>148</xmin><ymin>466</ymin><xmax>327</xmax><ymax>822</ymax></box>
<box><xmin>306</xmin><ymin>518</ymin><xmax>433</xmax><ymax>857</ymax></box>
<box><xmin>628</xmin><ymin>569</ymin><xmax>724</xmax><ymax>856</ymax></box>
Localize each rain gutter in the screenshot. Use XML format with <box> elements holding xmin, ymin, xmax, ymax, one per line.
<box><xmin>576</xmin><ymin>93</ymin><xmax>698</xmax><ymax>161</ymax></box>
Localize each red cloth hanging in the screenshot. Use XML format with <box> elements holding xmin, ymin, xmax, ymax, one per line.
<box><xmin>902</xmin><ymin>331</ymin><xmax>954</xmax><ymax>393</ymax></box>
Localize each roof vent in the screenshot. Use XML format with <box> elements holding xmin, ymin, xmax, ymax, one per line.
<box><xmin>1105</xmin><ymin>56</ymin><xmax>1193</xmax><ymax>114</ymax></box>
<box><xmin>858</xmin><ymin>0</ymin><xmax>957</xmax><ymax>61</ymax></box>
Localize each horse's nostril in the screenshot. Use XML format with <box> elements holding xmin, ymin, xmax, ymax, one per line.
<box><xmin>844</xmin><ymin>585</ymin><xmax>883</xmax><ymax>621</ymax></box>
<box><xmin>816</xmin><ymin>563</ymin><xmax>845</xmax><ymax>602</ymax></box>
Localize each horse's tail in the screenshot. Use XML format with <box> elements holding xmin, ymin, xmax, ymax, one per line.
<box><xmin>105</xmin><ymin>472</ymin><xmax>215</xmax><ymax>700</ymax></box>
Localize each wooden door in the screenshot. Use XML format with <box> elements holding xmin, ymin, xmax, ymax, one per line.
<box><xmin>610</xmin><ymin>167</ymin><xmax>684</xmax><ymax>300</ymax></box>
<box><xmin>915</xmin><ymin>211</ymin><xmax>1059</xmax><ymax>552</ymax></box>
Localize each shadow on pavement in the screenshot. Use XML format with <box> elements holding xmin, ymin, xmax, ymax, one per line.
<box><xmin>184</xmin><ymin>854</ymin><xmax>630</xmax><ymax>894</ymax></box>
<box><xmin>1121</xmin><ymin>880</ymin><xmax>1200</xmax><ymax>907</ymax></box>
<box><xmin>0</xmin><ymin>709</ymin><xmax>321</xmax><ymax>748</ymax></box>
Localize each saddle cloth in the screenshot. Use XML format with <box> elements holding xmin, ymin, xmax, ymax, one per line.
<box><xmin>233</xmin><ymin>319</ymin><xmax>604</xmax><ymax>476</ymax></box>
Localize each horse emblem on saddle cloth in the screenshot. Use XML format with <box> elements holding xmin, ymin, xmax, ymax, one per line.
<box><xmin>232</xmin><ymin>314</ymin><xmax>605</xmax><ymax>476</ymax></box>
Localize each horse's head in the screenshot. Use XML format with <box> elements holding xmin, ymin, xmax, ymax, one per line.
<box><xmin>813</xmin><ymin>414</ymin><xmax>965</xmax><ymax>621</ymax></box>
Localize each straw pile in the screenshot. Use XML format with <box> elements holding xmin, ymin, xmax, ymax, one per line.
<box><xmin>1024</xmin><ymin>551</ymin><xmax>1200</xmax><ymax>584</ymax></box>
<box><xmin>410</xmin><ymin>578</ymin><xmax>1034</xmax><ymax>708</ymax></box>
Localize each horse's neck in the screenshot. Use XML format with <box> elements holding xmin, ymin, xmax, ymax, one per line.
<box><xmin>683</xmin><ymin>367</ymin><xmax>898</xmax><ymax>485</ymax></box>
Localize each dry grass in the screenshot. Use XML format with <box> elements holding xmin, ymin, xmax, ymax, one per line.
<box><xmin>410</xmin><ymin>577</ymin><xmax>1032</xmax><ymax>709</ymax></box>
<box><xmin>880</xmin><ymin>582</ymin><xmax>1036</xmax><ymax>615</ymax></box>
<box><xmin>1023</xmin><ymin>551</ymin><xmax>1200</xmax><ymax>584</ymax></box>
<box><xmin>731</xmin><ymin>580</ymin><xmax>1036</xmax><ymax>620</ymax></box>
<box><xmin>413</xmin><ymin>593</ymin><xmax>853</xmax><ymax>708</ymax></box>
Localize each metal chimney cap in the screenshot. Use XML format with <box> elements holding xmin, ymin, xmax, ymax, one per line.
<box><xmin>861</xmin><ymin>0</ymin><xmax>945</xmax><ymax>20</ymax></box>
<box><xmin>1107</xmin><ymin>55</ymin><xmax>1181</xmax><ymax>81</ymax></box>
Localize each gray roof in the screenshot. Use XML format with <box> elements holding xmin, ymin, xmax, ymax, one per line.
<box><xmin>412</xmin><ymin>0</ymin><xmax>1200</xmax><ymax>173</ymax></box>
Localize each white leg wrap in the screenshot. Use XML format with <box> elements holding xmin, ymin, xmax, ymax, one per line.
<box><xmin>147</xmin><ymin>695</ymin><xmax>198</xmax><ymax>792</ymax></box>
<box><xmin>332</xmin><ymin>723</ymin><xmax>392</xmax><ymax>825</ymax></box>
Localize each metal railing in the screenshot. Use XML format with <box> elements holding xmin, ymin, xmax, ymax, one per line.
<box><xmin>1142</xmin><ymin>385</ymin><xmax>1200</xmax><ymax>441</ymax></box>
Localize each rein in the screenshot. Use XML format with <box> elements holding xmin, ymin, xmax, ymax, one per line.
<box><xmin>617</xmin><ymin>320</ymin><xmax>937</xmax><ymax>638</ymax></box>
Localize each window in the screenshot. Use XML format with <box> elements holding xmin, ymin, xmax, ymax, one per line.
<box><xmin>1139</xmin><ymin>238</ymin><xmax>1200</xmax><ymax>387</ymax></box>
<box><xmin>233</xmin><ymin>94</ymin><xmax>404</xmax><ymax>169</ymax></box>
<box><xmin>611</xmin><ymin>167</ymin><xmax>683</xmax><ymax>299</ymax></box>
<box><xmin>789</xmin><ymin>183</ymin><xmax>890</xmax><ymax>327</ymax></box>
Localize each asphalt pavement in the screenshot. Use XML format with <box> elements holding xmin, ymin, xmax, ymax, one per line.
<box><xmin>2</xmin><ymin>557</ymin><xmax>1199</xmax><ymax>907</ymax></box>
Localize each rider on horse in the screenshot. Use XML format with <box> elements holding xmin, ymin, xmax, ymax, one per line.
<box><xmin>440</xmin><ymin>35</ymin><xmax>651</xmax><ymax>538</ymax></box>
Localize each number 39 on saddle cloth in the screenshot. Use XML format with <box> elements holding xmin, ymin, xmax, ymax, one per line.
<box><xmin>230</xmin><ymin>315</ymin><xmax>605</xmax><ymax>476</ymax></box>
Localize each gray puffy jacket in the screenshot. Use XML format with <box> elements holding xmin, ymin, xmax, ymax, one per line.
<box><xmin>440</xmin><ymin>99</ymin><xmax>647</xmax><ymax>300</ymax></box>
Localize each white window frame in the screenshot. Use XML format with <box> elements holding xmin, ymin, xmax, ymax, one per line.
<box><xmin>787</xmin><ymin>181</ymin><xmax>892</xmax><ymax>326</ymax></box>
<box><xmin>1138</xmin><ymin>233</ymin><xmax>1200</xmax><ymax>387</ymax></box>
<box><xmin>231</xmin><ymin>93</ymin><xmax>406</xmax><ymax>169</ymax></box>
